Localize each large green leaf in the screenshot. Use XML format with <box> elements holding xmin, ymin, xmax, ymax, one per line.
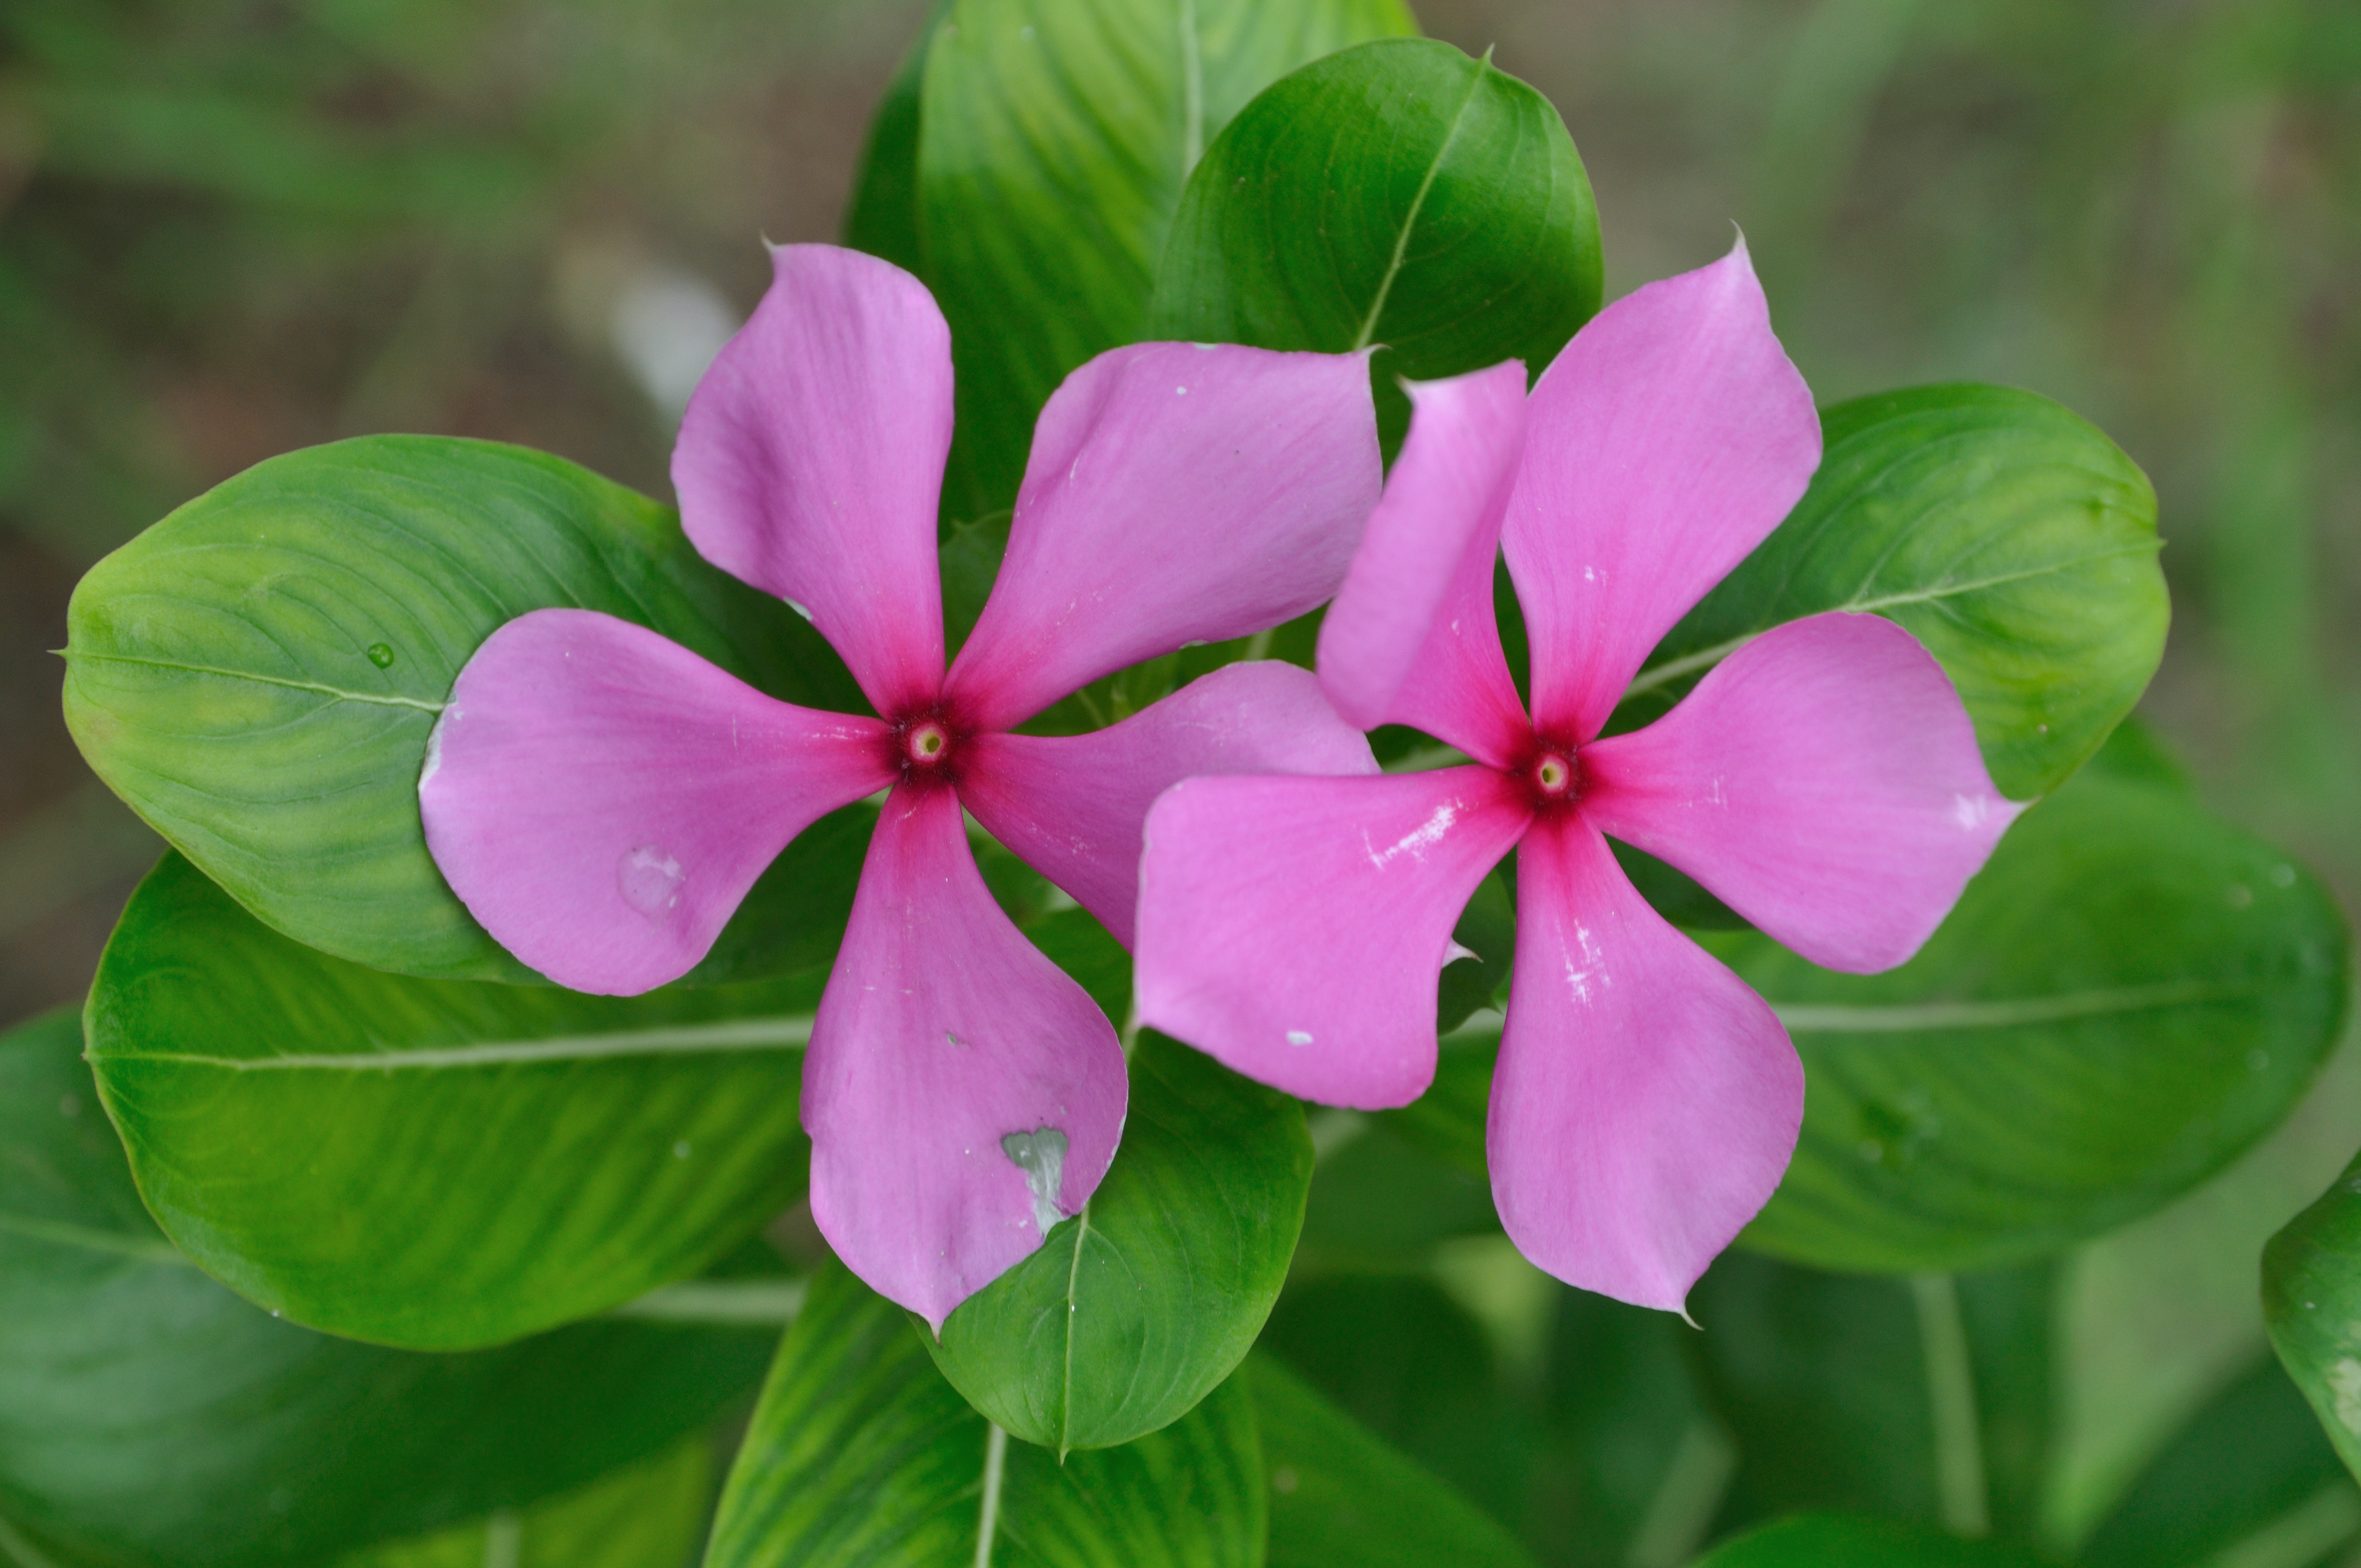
<box><xmin>1691</xmin><ymin>1516</ymin><xmax>2046</xmax><ymax>1568</ymax></box>
<box><xmin>1149</xmin><ymin>37</ymin><xmax>1601</xmax><ymax>451</ymax></box>
<box><xmin>1736</xmin><ymin>762</ymin><xmax>2349</xmax><ymax>1272</ymax></box>
<box><xmin>334</xmin><ymin>1442</ymin><xmax>714</xmax><ymax>1568</ymax></box>
<box><xmin>704</xmin><ymin>1261</ymin><xmax>1263</xmax><ymax>1568</ymax></box>
<box><xmin>919</xmin><ymin>0</ymin><xmax>1416</xmax><ymax>514</ymax></box>
<box><xmin>0</xmin><ymin>1008</ymin><xmax>770</xmax><ymax>1568</ymax></box>
<box><xmin>2265</xmin><ymin>1147</ymin><xmax>2361</xmax><ymax>1484</ymax></box>
<box><xmin>84</xmin><ymin>853</ymin><xmax>822</xmax><ymax>1349</ymax></box>
<box><xmin>62</xmin><ymin>435</ymin><xmax>864</xmax><ymax>983</ymax></box>
<box><xmin>926</xmin><ymin>1031</ymin><xmax>1310</xmax><ymax>1452</ymax></box>
<box><xmin>1251</xmin><ymin>1354</ymin><xmax>1536</xmax><ymax>1568</ymax></box>
<box><xmin>1618</xmin><ymin>384</ymin><xmax>2167</xmax><ymax>800</ymax></box>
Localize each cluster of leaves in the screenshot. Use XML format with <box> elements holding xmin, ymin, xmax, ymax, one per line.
<box><xmin>10</xmin><ymin>1</ymin><xmax>2361</xmax><ymax>1565</ymax></box>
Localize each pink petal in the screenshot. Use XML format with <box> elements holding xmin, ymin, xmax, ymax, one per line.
<box><xmin>804</xmin><ymin>783</ymin><xmax>1127</xmax><ymax>1332</ymax></box>
<box><xmin>1315</xmin><ymin>362</ymin><xmax>1533</xmax><ymax>767</ymax></box>
<box><xmin>1134</xmin><ymin>768</ymin><xmax>1531</xmax><ymax>1109</ymax></box>
<box><xmin>419</xmin><ymin>609</ymin><xmax>894</xmax><ymax>995</ymax></box>
<box><xmin>944</xmin><ymin>342</ymin><xmax>1382</xmax><ymax>733</ymax></box>
<box><xmin>960</xmin><ymin>662</ymin><xmax>1378</xmax><ymax>950</ymax></box>
<box><xmin>1579</xmin><ymin>611</ymin><xmax>2023</xmax><ymax>973</ymax></box>
<box><xmin>1491</xmin><ymin>813</ymin><xmax>1802</xmax><ymax>1313</ymax></box>
<box><xmin>1502</xmin><ymin>240</ymin><xmax>1820</xmax><ymax>743</ymax></box>
<box><xmin>672</xmin><ymin>244</ymin><xmax>950</xmax><ymax>718</ymax></box>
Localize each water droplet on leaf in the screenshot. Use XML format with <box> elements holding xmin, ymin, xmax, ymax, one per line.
<box><xmin>366</xmin><ymin>643</ymin><xmax>395</xmax><ymax>668</ymax></box>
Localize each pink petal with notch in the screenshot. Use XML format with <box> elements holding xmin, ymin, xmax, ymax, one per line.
<box><xmin>1317</xmin><ymin>361</ymin><xmax>1532</xmax><ymax>766</ymax></box>
<box><xmin>673</xmin><ymin>243</ymin><xmax>949</xmax><ymax>717</ymax></box>
<box><xmin>1491</xmin><ymin>813</ymin><xmax>1802</xmax><ymax>1313</ymax></box>
<box><xmin>1580</xmin><ymin>611</ymin><xmax>2023</xmax><ymax>973</ymax></box>
<box><xmin>804</xmin><ymin>783</ymin><xmax>1127</xmax><ymax>1332</ymax></box>
<box><xmin>1503</xmin><ymin>241</ymin><xmax>1820</xmax><ymax>743</ymax></box>
<box><xmin>945</xmin><ymin>342</ymin><xmax>1381</xmax><ymax>732</ymax></box>
<box><xmin>419</xmin><ymin>609</ymin><xmax>893</xmax><ymax>995</ymax></box>
<box><xmin>961</xmin><ymin>661</ymin><xmax>1377</xmax><ymax>950</ymax></box>
<box><xmin>1135</xmin><ymin>767</ymin><xmax>1531</xmax><ymax>1109</ymax></box>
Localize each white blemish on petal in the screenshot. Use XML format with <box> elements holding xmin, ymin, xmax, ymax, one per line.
<box><xmin>946</xmin><ymin>1031</ymin><xmax>967</xmax><ymax>1048</ymax></box>
<box><xmin>1364</xmin><ymin>801</ymin><xmax>1461</xmax><ymax>870</ymax></box>
<box><xmin>1950</xmin><ymin>792</ymin><xmax>1992</xmax><ymax>830</ymax></box>
<box><xmin>2331</xmin><ymin>1359</ymin><xmax>2361</xmax><ymax>1435</ymax></box>
<box><xmin>1175</xmin><ymin>385</ymin><xmax>1188</xmax><ymax>395</ymax></box>
<box><xmin>1002</xmin><ymin>1128</ymin><xmax>1068</xmax><ymax>1234</ymax></box>
<box><xmin>1562</xmin><ymin>923</ymin><xmax>1609</xmax><ymax>1005</ymax></box>
<box><xmin>618</xmin><ymin>846</ymin><xmax>685</xmax><ymax>920</ymax></box>
<box><xmin>1286</xmin><ymin>1030</ymin><xmax>1314</xmax><ymax>1047</ymax></box>
<box><xmin>418</xmin><ymin>708</ymin><xmax>454</xmax><ymax>787</ymax></box>
<box><xmin>783</xmin><ymin>597</ymin><xmax>814</xmax><ymax>622</ymax></box>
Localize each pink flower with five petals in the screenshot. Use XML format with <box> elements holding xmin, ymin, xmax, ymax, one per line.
<box><xmin>418</xmin><ymin>245</ymin><xmax>1382</xmax><ymax>1327</ymax></box>
<box><xmin>1133</xmin><ymin>242</ymin><xmax>2023</xmax><ymax>1314</ymax></box>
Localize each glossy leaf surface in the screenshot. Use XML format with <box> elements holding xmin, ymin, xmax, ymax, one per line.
<box><xmin>1150</xmin><ymin>37</ymin><xmax>1600</xmax><ymax>450</ymax></box>
<box><xmin>928</xmin><ymin>1031</ymin><xmax>1312</xmax><ymax>1452</ymax></box>
<box><xmin>1623</xmin><ymin>384</ymin><xmax>2166</xmax><ymax>800</ymax></box>
<box><xmin>920</xmin><ymin>0</ymin><xmax>1415</xmax><ymax>513</ymax></box>
<box><xmin>62</xmin><ymin>435</ymin><xmax>862</xmax><ymax>982</ymax></box>
<box><xmin>0</xmin><ymin>1009</ymin><xmax>770</xmax><ymax>1568</ymax></box>
<box><xmin>704</xmin><ymin>1261</ymin><xmax>1263</xmax><ymax>1568</ymax></box>
<box><xmin>2265</xmin><ymin>1147</ymin><xmax>2361</xmax><ymax>1483</ymax></box>
<box><xmin>1736</xmin><ymin>762</ymin><xmax>2348</xmax><ymax>1271</ymax></box>
<box><xmin>1252</xmin><ymin>1354</ymin><xmax>1537</xmax><ymax>1568</ymax></box>
<box><xmin>86</xmin><ymin>853</ymin><xmax>822</xmax><ymax>1349</ymax></box>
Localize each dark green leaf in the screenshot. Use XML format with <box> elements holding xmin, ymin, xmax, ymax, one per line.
<box><xmin>926</xmin><ymin>1031</ymin><xmax>1311</xmax><ymax>1452</ymax></box>
<box><xmin>0</xmin><ymin>1008</ymin><xmax>770</xmax><ymax>1568</ymax></box>
<box><xmin>1691</xmin><ymin>1515</ymin><xmax>2047</xmax><ymax>1567</ymax></box>
<box><xmin>1437</xmin><ymin>870</ymin><xmax>1515</xmax><ymax>1032</ymax></box>
<box><xmin>2266</xmin><ymin>1147</ymin><xmax>2361</xmax><ymax>1485</ymax></box>
<box><xmin>920</xmin><ymin>0</ymin><xmax>1416</xmax><ymax>514</ymax></box>
<box><xmin>332</xmin><ymin>1442</ymin><xmax>714</xmax><ymax>1568</ymax></box>
<box><xmin>1296</xmin><ymin>1115</ymin><xmax>1499</xmax><ymax>1271</ymax></box>
<box><xmin>85</xmin><ymin>853</ymin><xmax>820</xmax><ymax>1349</ymax></box>
<box><xmin>1252</xmin><ymin>1354</ymin><xmax>1536</xmax><ymax>1568</ymax></box>
<box><xmin>1149</xmin><ymin>37</ymin><xmax>1602</xmax><ymax>451</ymax></box>
<box><xmin>1736</xmin><ymin>765</ymin><xmax>2349</xmax><ymax>1272</ymax></box>
<box><xmin>62</xmin><ymin>435</ymin><xmax>863</xmax><ymax>983</ymax></box>
<box><xmin>841</xmin><ymin>4</ymin><xmax>942</xmax><ymax>275</ymax></box>
<box><xmin>1689</xmin><ymin>1253</ymin><xmax>2054</xmax><ymax>1542</ymax></box>
<box><xmin>1620</xmin><ymin>385</ymin><xmax>2167</xmax><ymax>800</ymax></box>
<box><xmin>2081</xmin><ymin>1354</ymin><xmax>2359</xmax><ymax>1567</ymax></box>
<box><xmin>705</xmin><ymin>1261</ymin><xmax>1263</xmax><ymax>1568</ymax></box>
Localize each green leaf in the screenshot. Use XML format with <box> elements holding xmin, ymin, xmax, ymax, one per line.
<box><xmin>334</xmin><ymin>1442</ymin><xmax>714</xmax><ymax>1568</ymax></box>
<box><xmin>62</xmin><ymin>435</ymin><xmax>863</xmax><ymax>983</ymax></box>
<box><xmin>0</xmin><ymin>1008</ymin><xmax>771</xmax><ymax>1568</ymax></box>
<box><xmin>1620</xmin><ymin>384</ymin><xmax>2168</xmax><ymax>800</ymax></box>
<box><xmin>841</xmin><ymin>3</ymin><xmax>942</xmax><ymax>275</ymax></box>
<box><xmin>2266</xmin><ymin>1147</ymin><xmax>2361</xmax><ymax>1484</ymax></box>
<box><xmin>926</xmin><ymin>1031</ymin><xmax>1312</xmax><ymax>1452</ymax></box>
<box><xmin>1689</xmin><ymin>1254</ymin><xmax>2055</xmax><ymax>1542</ymax></box>
<box><xmin>920</xmin><ymin>0</ymin><xmax>1416</xmax><ymax>514</ymax></box>
<box><xmin>704</xmin><ymin>1261</ymin><xmax>1264</xmax><ymax>1568</ymax></box>
<box><xmin>1149</xmin><ymin>37</ymin><xmax>1602</xmax><ymax>451</ymax></box>
<box><xmin>1736</xmin><ymin>764</ymin><xmax>2350</xmax><ymax>1272</ymax></box>
<box><xmin>1295</xmin><ymin>1115</ymin><xmax>1499</xmax><ymax>1271</ymax></box>
<box><xmin>84</xmin><ymin>852</ymin><xmax>821</xmax><ymax>1349</ymax></box>
<box><xmin>2079</xmin><ymin>1355</ymin><xmax>2360</xmax><ymax>1567</ymax></box>
<box><xmin>1251</xmin><ymin>1354</ymin><xmax>1537</xmax><ymax>1568</ymax></box>
<box><xmin>1691</xmin><ymin>1515</ymin><xmax>2047</xmax><ymax>1568</ymax></box>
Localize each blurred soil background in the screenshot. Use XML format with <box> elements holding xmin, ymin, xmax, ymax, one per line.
<box><xmin>0</xmin><ymin>0</ymin><xmax>2355</xmax><ymax>1542</ymax></box>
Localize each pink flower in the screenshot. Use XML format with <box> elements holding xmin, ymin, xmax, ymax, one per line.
<box><xmin>1133</xmin><ymin>243</ymin><xmax>2022</xmax><ymax>1314</ymax></box>
<box><xmin>418</xmin><ymin>245</ymin><xmax>1381</xmax><ymax>1327</ymax></box>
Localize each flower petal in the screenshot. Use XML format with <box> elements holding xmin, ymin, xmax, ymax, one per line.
<box><xmin>673</xmin><ymin>243</ymin><xmax>949</xmax><ymax>717</ymax></box>
<box><xmin>804</xmin><ymin>783</ymin><xmax>1127</xmax><ymax>1332</ymax></box>
<box><xmin>1492</xmin><ymin>814</ymin><xmax>1802</xmax><ymax>1313</ymax></box>
<box><xmin>944</xmin><ymin>342</ymin><xmax>1382</xmax><ymax>732</ymax></box>
<box><xmin>1315</xmin><ymin>361</ymin><xmax>1533</xmax><ymax>766</ymax></box>
<box><xmin>419</xmin><ymin>609</ymin><xmax>894</xmax><ymax>995</ymax></box>
<box><xmin>1503</xmin><ymin>239</ymin><xmax>1820</xmax><ymax>743</ymax></box>
<box><xmin>961</xmin><ymin>662</ymin><xmax>1378</xmax><ymax>950</ymax></box>
<box><xmin>1135</xmin><ymin>768</ymin><xmax>1531</xmax><ymax>1109</ymax></box>
<box><xmin>1580</xmin><ymin>612</ymin><xmax>2023</xmax><ymax>973</ymax></box>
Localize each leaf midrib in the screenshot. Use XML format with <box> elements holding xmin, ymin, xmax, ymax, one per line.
<box><xmin>67</xmin><ymin>652</ymin><xmax>447</xmax><ymax>713</ymax></box>
<box><xmin>1773</xmin><ymin>980</ymin><xmax>2265</xmax><ymax>1035</ymax></box>
<box><xmin>1350</xmin><ymin>53</ymin><xmax>1489</xmax><ymax>352</ymax></box>
<box><xmin>90</xmin><ymin>1014</ymin><xmax>815</xmax><ymax>1072</ymax></box>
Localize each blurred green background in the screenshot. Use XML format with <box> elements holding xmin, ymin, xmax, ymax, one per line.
<box><xmin>1</xmin><ymin>0</ymin><xmax>2355</xmax><ymax>1558</ymax></box>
